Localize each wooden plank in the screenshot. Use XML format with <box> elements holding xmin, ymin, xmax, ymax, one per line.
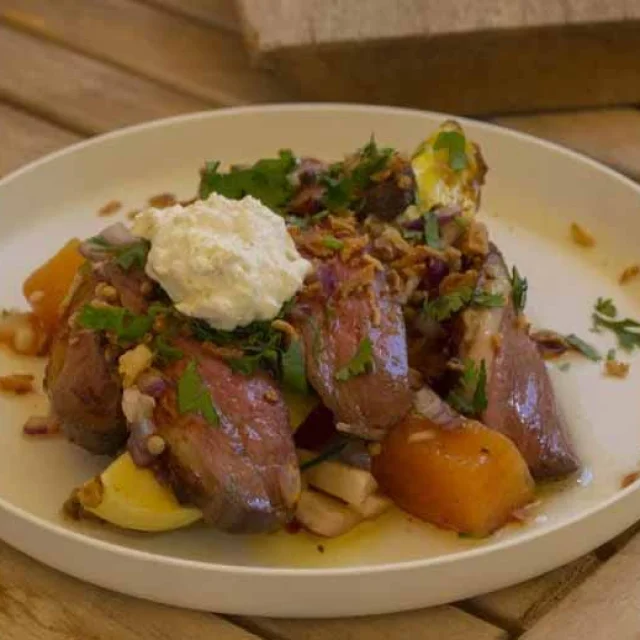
<box><xmin>0</xmin><ymin>102</ymin><xmax>81</xmax><ymax>176</ymax></box>
<box><xmin>494</xmin><ymin>109</ymin><xmax>640</xmax><ymax>180</ymax></box>
<box><xmin>466</xmin><ymin>554</ymin><xmax>599</xmax><ymax>632</ymax></box>
<box><xmin>521</xmin><ymin>533</ymin><xmax>640</xmax><ymax>640</ymax></box>
<box><xmin>0</xmin><ymin>0</ymin><xmax>292</xmax><ymax>107</ymax></box>
<box><xmin>0</xmin><ymin>541</ymin><xmax>259</xmax><ymax>640</ymax></box>
<box><xmin>240</xmin><ymin>606</ymin><xmax>508</xmax><ymax>640</ymax></box>
<box><xmin>236</xmin><ymin>0</ymin><xmax>640</xmax><ymax>50</ymax></box>
<box><xmin>0</xmin><ymin>24</ymin><xmax>208</xmax><ymax>135</ymax></box>
<box><xmin>144</xmin><ymin>0</ymin><xmax>241</xmax><ymax>33</ymax></box>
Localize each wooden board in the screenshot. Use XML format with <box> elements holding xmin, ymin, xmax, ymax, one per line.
<box><xmin>236</xmin><ymin>0</ymin><xmax>640</xmax><ymax>114</ymax></box>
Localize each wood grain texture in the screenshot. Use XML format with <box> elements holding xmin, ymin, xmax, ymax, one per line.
<box><xmin>145</xmin><ymin>0</ymin><xmax>240</xmax><ymax>32</ymax></box>
<box><xmin>0</xmin><ymin>541</ymin><xmax>259</xmax><ymax>640</ymax></box>
<box><xmin>494</xmin><ymin>109</ymin><xmax>640</xmax><ymax>180</ymax></box>
<box><xmin>241</xmin><ymin>606</ymin><xmax>508</xmax><ymax>640</ymax></box>
<box><xmin>466</xmin><ymin>554</ymin><xmax>599</xmax><ymax>632</ymax></box>
<box><xmin>0</xmin><ymin>103</ymin><xmax>81</xmax><ymax>176</ymax></box>
<box><xmin>0</xmin><ymin>24</ymin><xmax>208</xmax><ymax>135</ymax></box>
<box><xmin>521</xmin><ymin>533</ymin><xmax>640</xmax><ymax>640</ymax></box>
<box><xmin>0</xmin><ymin>0</ymin><xmax>292</xmax><ymax>106</ymax></box>
<box><xmin>236</xmin><ymin>0</ymin><xmax>640</xmax><ymax>49</ymax></box>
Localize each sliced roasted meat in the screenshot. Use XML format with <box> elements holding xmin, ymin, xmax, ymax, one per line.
<box><xmin>154</xmin><ymin>339</ymin><xmax>300</xmax><ymax>533</ymax></box>
<box><xmin>294</xmin><ymin>259</ymin><xmax>412</xmax><ymax>440</ymax></box>
<box><xmin>46</xmin><ymin>267</ymin><xmax>127</xmax><ymax>454</ymax></box>
<box><xmin>458</xmin><ymin>247</ymin><xmax>579</xmax><ymax>479</ymax></box>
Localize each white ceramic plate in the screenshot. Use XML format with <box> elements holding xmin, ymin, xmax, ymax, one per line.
<box><xmin>1</xmin><ymin>105</ymin><xmax>640</xmax><ymax>617</ymax></box>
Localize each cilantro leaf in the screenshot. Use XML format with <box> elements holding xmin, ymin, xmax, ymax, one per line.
<box><xmin>447</xmin><ymin>359</ymin><xmax>488</xmax><ymax>417</ymax></box>
<box><xmin>87</xmin><ymin>237</ymin><xmax>150</xmax><ymax>271</ymax></box>
<box><xmin>423</xmin><ymin>287</ymin><xmax>473</xmax><ymax>322</ymax></box>
<box><xmin>472</xmin><ymin>291</ymin><xmax>506</xmax><ymax>308</ymax></box>
<box><xmin>335</xmin><ymin>337</ymin><xmax>374</xmax><ymax>381</ymax></box>
<box><xmin>607</xmin><ymin>348</ymin><xmax>617</xmax><ymax>361</ymax></box>
<box><xmin>433</xmin><ymin>131</ymin><xmax>468</xmax><ymax>172</ymax></box>
<box><xmin>77</xmin><ymin>305</ymin><xmax>152</xmax><ymax>343</ymax></box>
<box><xmin>592</xmin><ymin>314</ymin><xmax>640</xmax><ymax>352</ymax></box>
<box><xmin>321</xmin><ymin>235</ymin><xmax>344</xmax><ymax>251</ymax></box>
<box><xmin>198</xmin><ymin>150</ymin><xmax>296</xmax><ymax>211</ymax></box>
<box><xmin>177</xmin><ymin>360</ymin><xmax>218</xmax><ymax>427</ymax></box>
<box><xmin>511</xmin><ymin>266</ymin><xmax>528</xmax><ymax>313</ymax></box>
<box><xmin>282</xmin><ymin>338</ymin><xmax>308</xmax><ymax>394</ymax></box>
<box><xmin>153</xmin><ymin>334</ymin><xmax>183</xmax><ymax>364</ymax></box>
<box><xmin>565</xmin><ymin>334</ymin><xmax>602</xmax><ymax>361</ymax></box>
<box><xmin>424</xmin><ymin>211</ymin><xmax>442</xmax><ymax>249</ymax></box>
<box><xmin>595</xmin><ymin>297</ymin><xmax>617</xmax><ymax>318</ymax></box>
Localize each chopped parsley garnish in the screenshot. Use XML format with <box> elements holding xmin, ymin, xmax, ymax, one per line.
<box><xmin>77</xmin><ymin>304</ymin><xmax>153</xmax><ymax>344</ymax></box>
<box><xmin>424</xmin><ymin>211</ymin><xmax>442</xmax><ymax>249</ymax></box>
<box><xmin>321</xmin><ymin>137</ymin><xmax>394</xmax><ymax>212</ymax></box>
<box><xmin>511</xmin><ymin>266</ymin><xmax>528</xmax><ymax>313</ymax></box>
<box><xmin>607</xmin><ymin>348</ymin><xmax>617</xmax><ymax>361</ymax></box>
<box><xmin>433</xmin><ymin>131</ymin><xmax>468</xmax><ymax>172</ymax></box>
<box><xmin>565</xmin><ymin>334</ymin><xmax>601</xmax><ymax>362</ymax></box>
<box><xmin>282</xmin><ymin>338</ymin><xmax>308</xmax><ymax>394</ymax></box>
<box><xmin>198</xmin><ymin>150</ymin><xmax>296</xmax><ymax>212</ymax></box>
<box><xmin>595</xmin><ymin>297</ymin><xmax>617</xmax><ymax>318</ymax></box>
<box><xmin>447</xmin><ymin>359</ymin><xmax>488</xmax><ymax>417</ymax></box>
<box><xmin>300</xmin><ymin>440</ymin><xmax>348</xmax><ymax>472</ymax></box>
<box><xmin>321</xmin><ymin>235</ymin><xmax>344</xmax><ymax>251</ymax></box>
<box><xmin>87</xmin><ymin>237</ymin><xmax>150</xmax><ymax>271</ymax></box>
<box><xmin>177</xmin><ymin>360</ymin><xmax>219</xmax><ymax>427</ymax></box>
<box><xmin>153</xmin><ymin>334</ymin><xmax>184</xmax><ymax>364</ymax></box>
<box><xmin>423</xmin><ymin>287</ymin><xmax>505</xmax><ymax>322</ymax></box>
<box><xmin>335</xmin><ymin>336</ymin><xmax>374</xmax><ymax>381</ymax></box>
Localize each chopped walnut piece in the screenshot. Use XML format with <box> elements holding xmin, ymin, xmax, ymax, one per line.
<box><xmin>98</xmin><ymin>200</ymin><xmax>122</xmax><ymax>217</ymax></box>
<box><xmin>148</xmin><ymin>193</ymin><xmax>177</xmax><ymax>208</ymax></box>
<box><xmin>604</xmin><ymin>359</ymin><xmax>630</xmax><ymax>378</ymax></box>
<box><xmin>263</xmin><ymin>389</ymin><xmax>279</xmax><ymax>404</ymax></box>
<box><xmin>0</xmin><ymin>374</ymin><xmax>35</xmax><ymax>394</ymax></box>
<box><xmin>619</xmin><ymin>264</ymin><xmax>640</xmax><ymax>285</ymax></box>
<box><xmin>439</xmin><ymin>269</ymin><xmax>478</xmax><ymax>296</ymax></box>
<box><xmin>570</xmin><ymin>222</ymin><xmax>595</xmax><ymax>247</ymax></box>
<box><xmin>118</xmin><ymin>344</ymin><xmax>154</xmax><ymax>387</ymax></box>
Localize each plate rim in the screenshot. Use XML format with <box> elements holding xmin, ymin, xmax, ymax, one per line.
<box><xmin>2</xmin><ymin>102</ymin><xmax>639</xmax><ymax>579</ymax></box>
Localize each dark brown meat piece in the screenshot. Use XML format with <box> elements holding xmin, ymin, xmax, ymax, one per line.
<box><xmin>155</xmin><ymin>339</ymin><xmax>300</xmax><ymax>533</ymax></box>
<box><xmin>45</xmin><ymin>267</ymin><xmax>127</xmax><ymax>454</ymax></box>
<box><xmin>360</xmin><ymin>163</ymin><xmax>415</xmax><ymax>221</ymax></box>
<box><xmin>459</xmin><ymin>247</ymin><xmax>579</xmax><ymax>479</ymax></box>
<box><xmin>294</xmin><ymin>260</ymin><xmax>412</xmax><ymax>440</ymax></box>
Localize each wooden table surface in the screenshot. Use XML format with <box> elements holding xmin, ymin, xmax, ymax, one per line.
<box><xmin>2</xmin><ymin>1</ymin><xmax>640</xmax><ymax>638</ymax></box>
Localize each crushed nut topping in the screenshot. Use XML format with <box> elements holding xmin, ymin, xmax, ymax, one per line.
<box><xmin>619</xmin><ymin>264</ymin><xmax>640</xmax><ymax>285</ymax></box>
<box><xmin>570</xmin><ymin>222</ymin><xmax>595</xmax><ymax>247</ymax></box>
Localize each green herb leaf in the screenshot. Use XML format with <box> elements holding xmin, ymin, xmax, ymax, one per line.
<box><xmin>592</xmin><ymin>314</ymin><xmax>640</xmax><ymax>352</ymax></box>
<box><xmin>300</xmin><ymin>440</ymin><xmax>348</xmax><ymax>472</ymax></box>
<box><xmin>511</xmin><ymin>266</ymin><xmax>528</xmax><ymax>313</ymax></box>
<box><xmin>198</xmin><ymin>150</ymin><xmax>296</xmax><ymax>212</ymax></box>
<box><xmin>472</xmin><ymin>291</ymin><xmax>506</xmax><ymax>308</ymax></box>
<box><xmin>177</xmin><ymin>360</ymin><xmax>218</xmax><ymax>427</ymax></box>
<box><xmin>565</xmin><ymin>334</ymin><xmax>601</xmax><ymax>361</ymax></box>
<box><xmin>447</xmin><ymin>359</ymin><xmax>488</xmax><ymax>417</ymax></box>
<box><xmin>153</xmin><ymin>334</ymin><xmax>183</xmax><ymax>364</ymax></box>
<box><xmin>424</xmin><ymin>211</ymin><xmax>442</xmax><ymax>249</ymax></box>
<box><xmin>77</xmin><ymin>305</ymin><xmax>153</xmax><ymax>343</ymax></box>
<box><xmin>282</xmin><ymin>338</ymin><xmax>308</xmax><ymax>394</ymax></box>
<box><xmin>433</xmin><ymin>131</ymin><xmax>468</xmax><ymax>172</ymax></box>
<box><xmin>335</xmin><ymin>336</ymin><xmax>374</xmax><ymax>381</ymax></box>
<box><xmin>423</xmin><ymin>287</ymin><xmax>474</xmax><ymax>322</ymax></box>
<box><xmin>596</xmin><ymin>297</ymin><xmax>617</xmax><ymax>318</ymax></box>
<box><xmin>607</xmin><ymin>348</ymin><xmax>617</xmax><ymax>361</ymax></box>
<box><xmin>88</xmin><ymin>237</ymin><xmax>150</xmax><ymax>271</ymax></box>
<box><xmin>321</xmin><ymin>235</ymin><xmax>344</xmax><ymax>251</ymax></box>
<box><xmin>558</xmin><ymin>362</ymin><xmax>571</xmax><ymax>372</ymax></box>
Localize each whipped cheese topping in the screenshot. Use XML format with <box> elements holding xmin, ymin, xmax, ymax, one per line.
<box><xmin>133</xmin><ymin>194</ymin><xmax>312</xmax><ymax>331</ymax></box>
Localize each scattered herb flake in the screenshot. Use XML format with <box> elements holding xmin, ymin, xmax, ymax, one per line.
<box><xmin>87</xmin><ymin>237</ymin><xmax>150</xmax><ymax>271</ymax></box>
<box><xmin>558</xmin><ymin>362</ymin><xmax>571</xmax><ymax>372</ymax></box>
<box><xmin>77</xmin><ymin>305</ymin><xmax>153</xmax><ymax>344</ymax></box>
<box><xmin>596</xmin><ymin>297</ymin><xmax>617</xmax><ymax>318</ymax></box>
<box><xmin>424</xmin><ymin>211</ymin><xmax>442</xmax><ymax>249</ymax></box>
<box><xmin>511</xmin><ymin>266</ymin><xmax>528</xmax><ymax>313</ymax></box>
<box><xmin>282</xmin><ymin>338</ymin><xmax>308</xmax><ymax>394</ymax></box>
<box><xmin>592</xmin><ymin>314</ymin><xmax>640</xmax><ymax>352</ymax></box>
<box><xmin>177</xmin><ymin>360</ymin><xmax>219</xmax><ymax>427</ymax></box>
<box><xmin>154</xmin><ymin>334</ymin><xmax>184</xmax><ymax>364</ymax></box>
<box><xmin>607</xmin><ymin>348</ymin><xmax>617</xmax><ymax>361</ymax></box>
<box><xmin>472</xmin><ymin>291</ymin><xmax>506</xmax><ymax>308</ymax></box>
<box><xmin>447</xmin><ymin>359</ymin><xmax>488</xmax><ymax>417</ymax></box>
<box><xmin>423</xmin><ymin>287</ymin><xmax>473</xmax><ymax>322</ymax></box>
<box><xmin>321</xmin><ymin>235</ymin><xmax>344</xmax><ymax>251</ymax></box>
<box><xmin>433</xmin><ymin>131</ymin><xmax>468</xmax><ymax>172</ymax></box>
<box><xmin>335</xmin><ymin>337</ymin><xmax>374</xmax><ymax>381</ymax></box>
<box><xmin>565</xmin><ymin>334</ymin><xmax>602</xmax><ymax>361</ymax></box>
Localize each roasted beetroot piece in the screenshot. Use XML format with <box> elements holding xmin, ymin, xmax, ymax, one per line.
<box><xmin>154</xmin><ymin>339</ymin><xmax>300</xmax><ymax>533</ymax></box>
<box><xmin>359</xmin><ymin>160</ymin><xmax>415</xmax><ymax>222</ymax></box>
<box><xmin>294</xmin><ymin>259</ymin><xmax>412</xmax><ymax>441</ymax></box>
<box><xmin>458</xmin><ymin>247</ymin><xmax>579</xmax><ymax>479</ymax></box>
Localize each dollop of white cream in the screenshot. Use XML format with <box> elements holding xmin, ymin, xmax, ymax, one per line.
<box><xmin>132</xmin><ymin>194</ymin><xmax>312</xmax><ymax>330</ymax></box>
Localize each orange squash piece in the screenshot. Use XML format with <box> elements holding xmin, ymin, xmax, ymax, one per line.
<box><xmin>372</xmin><ymin>414</ymin><xmax>535</xmax><ymax>537</ymax></box>
<box><xmin>23</xmin><ymin>238</ymin><xmax>85</xmax><ymax>331</ymax></box>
